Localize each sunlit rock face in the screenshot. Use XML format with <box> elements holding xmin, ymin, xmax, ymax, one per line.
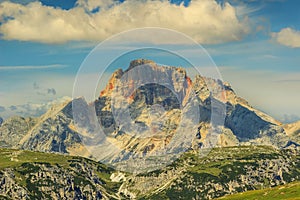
<box><xmin>93</xmin><ymin>59</ymin><xmax>200</xmax><ymax>168</ymax></box>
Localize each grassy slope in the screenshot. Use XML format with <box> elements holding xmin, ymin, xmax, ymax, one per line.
<box><xmin>218</xmin><ymin>181</ymin><xmax>300</xmax><ymax>200</ymax></box>
<box><xmin>0</xmin><ymin>148</ymin><xmax>70</xmax><ymax>169</ymax></box>
<box><xmin>139</xmin><ymin>146</ymin><xmax>300</xmax><ymax>199</ymax></box>
<box><xmin>0</xmin><ymin>148</ymin><xmax>121</xmax><ymax>199</ymax></box>
<box><xmin>1</xmin><ymin>146</ymin><xmax>299</xmax><ymax>200</ymax></box>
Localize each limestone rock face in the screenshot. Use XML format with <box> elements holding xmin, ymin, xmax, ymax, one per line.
<box><xmin>18</xmin><ymin>100</ymin><xmax>86</xmax><ymax>155</ymax></box>
<box><xmin>0</xmin><ymin>116</ymin><xmax>37</xmax><ymax>148</ymax></box>
<box><xmin>92</xmin><ymin>60</ymin><xmax>199</xmax><ymax>167</ymax></box>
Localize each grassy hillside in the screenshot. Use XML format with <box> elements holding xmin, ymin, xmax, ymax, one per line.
<box><xmin>0</xmin><ymin>146</ymin><xmax>299</xmax><ymax>199</ymax></box>
<box><xmin>0</xmin><ymin>148</ymin><xmax>122</xmax><ymax>199</ymax></box>
<box><xmin>137</xmin><ymin>146</ymin><xmax>300</xmax><ymax>199</ymax></box>
<box><xmin>218</xmin><ymin>181</ymin><xmax>300</xmax><ymax>200</ymax></box>
<box><xmin>0</xmin><ymin>148</ymin><xmax>70</xmax><ymax>169</ymax></box>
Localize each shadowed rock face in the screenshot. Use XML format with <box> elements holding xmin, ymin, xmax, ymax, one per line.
<box><xmin>283</xmin><ymin>140</ymin><xmax>300</xmax><ymax>149</ymax></box>
<box><xmin>0</xmin><ymin>59</ymin><xmax>293</xmax><ymax>160</ymax></box>
<box><xmin>225</xmin><ymin>103</ymin><xmax>272</xmax><ymax>140</ymax></box>
<box><xmin>130</xmin><ymin>83</ymin><xmax>181</xmax><ymax>110</ymax></box>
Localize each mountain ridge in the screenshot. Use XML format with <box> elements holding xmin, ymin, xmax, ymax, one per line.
<box><xmin>0</xmin><ymin>59</ymin><xmax>300</xmax><ymax>199</ymax></box>
<box><xmin>0</xmin><ymin>59</ymin><xmax>298</xmax><ymax>164</ymax></box>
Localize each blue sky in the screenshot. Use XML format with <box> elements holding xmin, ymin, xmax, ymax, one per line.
<box><xmin>0</xmin><ymin>0</ymin><xmax>300</xmax><ymax>122</ymax></box>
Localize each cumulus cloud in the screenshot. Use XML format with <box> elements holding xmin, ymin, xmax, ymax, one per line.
<box><xmin>272</xmin><ymin>27</ymin><xmax>300</xmax><ymax>48</ymax></box>
<box><xmin>0</xmin><ymin>0</ymin><xmax>250</xmax><ymax>44</ymax></box>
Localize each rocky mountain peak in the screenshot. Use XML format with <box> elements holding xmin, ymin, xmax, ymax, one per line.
<box><xmin>99</xmin><ymin>60</ymin><xmax>192</xmax><ymax>103</ymax></box>
<box><xmin>126</xmin><ymin>59</ymin><xmax>156</xmax><ymax>71</ymax></box>
<box><xmin>100</xmin><ymin>69</ymin><xmax>124</xmax><ymax>97</ymax></box>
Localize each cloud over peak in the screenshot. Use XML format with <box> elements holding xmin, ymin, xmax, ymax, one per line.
<box><xmin>0</xmin><ymin>0</ymin><xmax>250</xmax><ymax>44</ymax></box>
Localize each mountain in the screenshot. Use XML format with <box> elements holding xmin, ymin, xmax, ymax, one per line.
<box><xmin>0</xmin><ymin>146</ymin><xmax>299</xmax><ymax>199</ymax></box>
<box><xmin>0</xmin><ymin>59</ymin><xmax>296</xmax><ymax>170</ymax></box>
<box><xmin>0</xmin><ymin>59</ymin><xmax>300</xmax><ymax>199</ymax></box>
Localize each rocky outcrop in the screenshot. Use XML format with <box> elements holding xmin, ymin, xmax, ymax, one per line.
<box><xmin>0</xmin><ymin>116</ymin><xmax>37</xmax><ymax>148</ymax></box>
<box><xmin>0</xmin><ymin>149</ymin><xmax>121</xmax><ymax>199</ymax></box>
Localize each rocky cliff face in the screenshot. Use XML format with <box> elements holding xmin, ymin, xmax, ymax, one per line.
<box><xmin>15</xmin><ymin>101</ymin><xmax>84</xmax><ymax>155</ymax></box>
<box><xmin>0</xmin><ymin>59</ymin><xmax>295</xmax><ymax>164</ymax></box>
<box><xmin>0</xmin><ymin>116</ymin><xmax>37</xmax><ymax>148</ymax></box>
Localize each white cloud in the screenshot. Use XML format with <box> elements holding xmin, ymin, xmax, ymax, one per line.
<box><xmin>272</xmin><ymin>27</ymin><xmax>300</xmax><ymax>48</ymax></box>
<box><xmin>0</xmin><ymin>0</ymin><xmax>250</xmax><ymax>44</ymax></box>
